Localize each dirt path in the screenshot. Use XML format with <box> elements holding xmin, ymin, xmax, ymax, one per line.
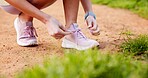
<box><xmin>0</xmin><ymin>1</ymin><xmax>148</xmax><ymax>78</ymax></box>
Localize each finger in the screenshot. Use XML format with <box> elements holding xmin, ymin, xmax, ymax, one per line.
<box><xmin>90</xmin><ymin>21</ymin><xmax>97</xmax><ymax>30</ymax></box>
<box><xmin>59</xmin><ymin>24</ymin><xmax>66</xmax><ymax>31</ymax></box>
<box><xmin>56</xmin><ymin>35</ymin><xmax>65</xmax><ymax>39</ymax></box>
<box><xmin>91</xmin><ymin>29</ymin><xmax>100</xmax><ymax>36</ymax></box>
<box><xmin>59</xmin><ymin>30</ymin><xmax>72</xmax><ymax>35</ymax></box>
<box><xmin>55</xmin><ymin>36</ymin><xmax>63</xmax><ymax>39</ymax></box>
<box><xmin>52</xmin><ymin>35</ymin><xmax>64</xmax><ymax>39</ymax></box>
<box><xmin>87</xmin><ymin>20</ymin><xmax>93</xmax><ymax>29</ymax></box>
<box><xmin>54</xmin><ymin>37</ymin><xmax>62</xmax><ymax>39</ymax></box>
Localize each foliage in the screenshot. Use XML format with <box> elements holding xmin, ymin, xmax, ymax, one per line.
<box><xmin>120</xmin><ymin>34</ymin><xmax>148</xmax><ymax>55</ymax></box>
<box><xmin>16</xmin><ymin>49</ymin><xmax>148</xmax><ymax>78</ymax></box>
<box><xmin>91</xmin><ymin>0</ymin><xmax>148</xmax><ymax>19</ymax></box>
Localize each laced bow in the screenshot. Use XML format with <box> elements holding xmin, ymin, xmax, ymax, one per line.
<box><xmin>19</xmin><ymin>26</ymin><xmax>38</xmax><ymax>39</ymax></box>
<box><xmin>70</xmin><ymin>27</ymin><xmax>87</xmax><ymax>40</ymax></box>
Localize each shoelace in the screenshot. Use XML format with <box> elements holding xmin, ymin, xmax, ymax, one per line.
<box><xmin>73</xmin><ymin>28</ymin><xmax>87</xmax><ymax>46</ymax></box>
<box><xmin>71</xmin><ymin>28</ymin><xmax>87</xmax><ymax>40</ymax></box>
<box><xmin>20</xmin><ymin>26</ymin><xmax>38</xmax><ymax>39</ymax></box>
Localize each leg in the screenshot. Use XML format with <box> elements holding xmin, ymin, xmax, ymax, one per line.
<box><xmin>5</xmin><ymin>0</ymin><xmax>56</xmax><ymax>23</ymax></box>
<box><xmin>19</xmin><ymin>0</ymin><xmax>57</xmax><ymax>23</ymax></box>
<box><xmin>63</xmin><ymin>0</ymin><xmax>79</xmax><ymax>29</ymax></box>
<box><xmin>18</xmin><ymin>0</ymin><xmax>72</xmax><ymax>40</ymax></box>
<box><xmin>6</xmin><ymin>0</ymin><xmax>70</xmax><ymax>46</ymax></box>
<box><xmin>62</xmin><ymin>0</ymin><xmax>99</xmax><ymax>50</ymax></box>
<box><xmin>6</xmin><ymin>0</ymin><xmax>69</xmax><ymax>36</ymax></box>
<box><xmin>5</xmin><ymin>0</ymin><xmax>58</xmax><ymax>46</ymax></box>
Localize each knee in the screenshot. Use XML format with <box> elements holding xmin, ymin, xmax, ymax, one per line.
<box><xmin>5</xmin><ymin>0</ymin><xmax>20</xmax><ymax>2</ymax></box>
<box><xmin>30</xmin><ymin>0</ymin><xmax>56</xmax><ymax>4</ymax></box>
<box><xmin>30</xmin><ymin>0</ymin><xmax>57</xmax><ymax>9</ymax></box>
<box><xmin>0</xmin><ymin>5</ymin><xmax>21</xmax><ymax>15</ymax></box>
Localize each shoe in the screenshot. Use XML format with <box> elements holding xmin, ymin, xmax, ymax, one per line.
<box><xmin>62</xmin><ymin>23</ymin><xmax>99</xmax><ymax>50</ymax></box>
<box><xmin>14</xmin><ymin>17</ymin><xmax>38</xmax><ymax>46</ymax></box>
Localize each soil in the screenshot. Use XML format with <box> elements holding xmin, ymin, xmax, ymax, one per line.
<box><xmin>0</xmin><ymin>1</ymin><xmax>148</xmax><ymax>78</ymax></box>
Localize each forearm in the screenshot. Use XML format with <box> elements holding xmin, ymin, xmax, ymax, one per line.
<box><xmin>5</xmin><ymin>0</ymin><xmax>50</xmax><ymax>23</ymax></box>
<box><xmin>81</xmin><ymin>0</ymin><xmax>93</xmax><ymax>13</ymax></box>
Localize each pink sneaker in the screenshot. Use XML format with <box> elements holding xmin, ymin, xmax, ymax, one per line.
<box><xmin>62</xmin><ymin>23</ymin><xmax>99</xmax><ymax>50</ymax></box>
<box><xmin>14</xmin><ymin>17</ymin><xmax>38</xmax><ymax>46</ymax></box>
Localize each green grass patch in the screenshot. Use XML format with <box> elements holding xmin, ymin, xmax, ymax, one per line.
<box><xmin>16</xmin><ymin>49</ymin><xmax>148</xmax><ymax>78</ymax></box>
<box><xmin>91</xmin><ymin>0</ymin><xmax>148</xmax><ymax>19</ymax></box>
<box><xmin>120</xmin><ymin>34</ymin><xmax>148</xmax><ymax>54</ymax></box>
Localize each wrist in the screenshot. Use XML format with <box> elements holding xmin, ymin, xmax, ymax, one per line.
<box><xmin>42</xmin><ymin>15</ymin><xmax>52</xmax><ymax>24</ymax></box>
<box><xmin>85</xmin><ymin>11</ymin><xmax>96</xmax><ymax>20</ymax></box>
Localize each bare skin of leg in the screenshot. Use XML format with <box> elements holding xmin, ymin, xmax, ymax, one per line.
<box><xmin>5</xmin><ymin>0</ymin><xmax>51</xmax><ymax>23</ymax></box>
<box><xmin>19</xmin><ymin>0</ymin><xmax>57</xmax><ymax>22</ymax></box>
<box><xmin>5</xmin><ymin>0</ymin><xmax>71</xmax><ymax>39</ymax></box>
<box><xmin>62</xmin><ymin>0</ymin><xmax>99</xmax><ymax>50</ymax></box>
<box><xmin>63</xmin><ymin>0</ymin><xmax>79</xmax><ymax>29</ymax></box>
<box><xmin>63</xmin><ymin>0</ymin><xmax>80</xmax><ymax>42</ymax></box>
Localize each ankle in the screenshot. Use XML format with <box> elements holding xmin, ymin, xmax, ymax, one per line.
<box><xmin>19</xmin><ymin>13</ymin><xmax>33</xmax><ymax>22</ymax></box>
<box><xmin>65</xmin><ymin>22</ymin><xmax>78</xmax><ymax>30</ymax></box>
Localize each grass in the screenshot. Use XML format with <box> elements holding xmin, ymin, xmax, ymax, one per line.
<box><xmin>91</xmin><ymin>0</ymin><xmax>148</xmax><ymax>19</ymax></box>
<box><xmin>16</xmin><ymin>49</ymin><xmax>148</xmax><ymax>78</ymax></box>
<box><xmin>120</xmin><ymin>34</ymin><xmax>148</xmax><ymax>61</ymax></box>
<box><xmin>120</xmin><ymin>34</ymin><xmax>148</xmax><ymax>54</ymax></box>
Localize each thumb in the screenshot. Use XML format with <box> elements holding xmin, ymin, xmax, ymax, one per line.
<box><xmin>59</xmin><ymin>25</ymin><xmax>66</xmax><ymax>31</ymax></box>
<box><xmin>59</xmin><ymin>30</ymin><xmax>72</xmax><ymax>35</ymax></box>
<box><xmin>87</xmin><ymin>20</ymin><xmax>93</xmax><ymax>29</ymax></box>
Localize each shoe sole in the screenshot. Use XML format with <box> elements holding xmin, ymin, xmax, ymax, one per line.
<box><xmin>62</xmin><ymin>39</ymin><xmax>99</xmax><ymax>50</ymax></box>
<box><xmin>14</xmin><ymin>18</ymin><xmax>38</xmax><ymax>47</ymax></box>
<box><xmin>17</xmin><ymin>40</ymin><xmax>38</xmax><ymax>47</ymax></box>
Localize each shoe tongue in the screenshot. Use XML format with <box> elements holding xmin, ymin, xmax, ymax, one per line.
<box><xmin>26</xmin><ymin>22</ymin><xmax>33</xmax><ymax>26</ymax></box>
<box><xmin>68</xmin><ymin>23</ymin><xmax>79</xmax><ymax>31</ymax></box>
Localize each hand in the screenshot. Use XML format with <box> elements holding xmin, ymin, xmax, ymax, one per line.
<box><xmin>86</xmin><ymin>16</ymin><xmax>100</xmax><ymax>36</ymax></box>
<box><xmin>46</xmin><ymin>17</ymin><xmax>72</xmax><ymax>39</ymax></box>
